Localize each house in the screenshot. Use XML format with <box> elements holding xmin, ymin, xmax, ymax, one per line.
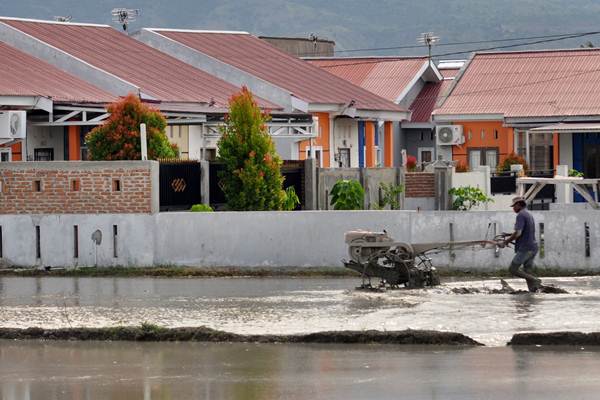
<box><xmin>307</xmin><ymin>56</ymin><xmax>463</xmax><ymax>167</ymax></box>
<box><xmin>0</xmin><ymin>41</ymin><xmax>114</xmax><ymax>162</ymax></box>
<box><xmin>433</xmin><ymin>48</ymin><xmax>600</xmax><ymax>179</ymax></box>
<box><xmin>0</xmin><ymin>17</ymin><xmax>314</xmax><ymax>161</ymax></box>
<box><xmin>135</xmin><ymin>28</ymin><xmax>409</xmax><ymax>168</ymax></box>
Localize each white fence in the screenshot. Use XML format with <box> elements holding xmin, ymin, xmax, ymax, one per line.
<box><xmin>0</xmin><ymin>210</ymin><xmax>598</xmax><ymax>271</ymax></box>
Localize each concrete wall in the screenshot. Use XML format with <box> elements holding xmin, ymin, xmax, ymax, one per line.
<box><xmin>1</xmin><ymin>210</ymin><xmax>599</xmax><ymax>271</ymax></box>
<box><xmin>316</xmin><ymin>167</ymin><xmax>403</xmax><ymax>210</ymax></box>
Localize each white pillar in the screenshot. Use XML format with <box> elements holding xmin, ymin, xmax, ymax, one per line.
<box><xmin>140</xmin><ymin>123</ymin><xmax>148</xmax><ymax>160</ymax></box>
<box><xmin>525</xmin><ymin>130</ymin><xmax>530</xmax><ymax>167</ymax></box>
<box><xmin>555</xmin><ymin>164</ymin><xmax>571</xmax><ymax>204</ymax></box>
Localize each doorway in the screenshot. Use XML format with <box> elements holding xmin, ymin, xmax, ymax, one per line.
<box><xmin>0</xmin><ymin>148</ymin><xmax>11</xmax><ymax>162</ymax></box>
<box><xmin>584</xmin><ymin>144</ymin><xmax>600</xmax><ymax>178</ymax></box>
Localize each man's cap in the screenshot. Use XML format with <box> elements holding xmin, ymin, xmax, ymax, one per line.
<box><xmin>510</xmin><ymin>196</ymin><xmax>527</xmax><ymax>207</ymax></box>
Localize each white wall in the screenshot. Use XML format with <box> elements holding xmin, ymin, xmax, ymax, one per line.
<box><xmin>452</xmin><ymin>167</ymin><xmax>513</xmax><ymax>211</ymax></box>
<box><xmin>25</xmin><ymin>125</ymin><xmax>65</xmax><ymax>161</ymax></box>
<box><xmin>1</xmin><ymin>210</ymin><xmax>599</xmax><ymax>271</ymax></box>
<box><xmin>188</xmin><ymin>125</ymin><xmax>202</xmax><ymax>160</ymax></box>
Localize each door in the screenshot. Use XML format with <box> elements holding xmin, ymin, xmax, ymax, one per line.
<box><xmin>418</xmin><ymin>147</ymin><xmax>434</xmax><ymax>166</ymax></box>
<box><xmin>338</xmin><ymin>148</ymin><xmax>350</xmax><ymax>168</ymax></box>
<box><xmin>584</xmin><ymin>144</ymin><xmax>600</xmax><ymax>178</ymax></box>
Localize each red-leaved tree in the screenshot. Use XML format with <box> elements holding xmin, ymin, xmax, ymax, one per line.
<box><xmin>85</xmin><ymin>94</ymin><xmax>178</xmax><ymax>160</ymax></box>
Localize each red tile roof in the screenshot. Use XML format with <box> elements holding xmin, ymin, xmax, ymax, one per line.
<box><xmin>0</xmin><ymin>18</ymin><xmax>277</xmax><ymax>109</ymax></box>
<box><xmin>408</xmin><ymin>68</ymin><xmax>460</xmax><ymax>123</ymax></box>
<box><xmin>0</xmin><ymin>41</ymin><xmax>114</xmax><ymax>103</ymax></box>
<box><xmin>435</xmin><ymin>49</ymin><xmax>600</xmax><ymax>118</ymax></box>
<box><xmin>147</xmin><ymin>30</ymin><xmax>405</xmax><ymax>113</ymax></box>
<box><xmin>307</xmin><ymin>57</ymin><xmax>428</xmax><ymax>102</ymax></box>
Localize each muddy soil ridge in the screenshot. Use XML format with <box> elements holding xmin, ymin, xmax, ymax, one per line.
<box><xmin>0</xmin><ymin>326</ymin><xmax>482</xmax><ymax>346</ymax></box>
<box><xmin>509</xmin><ymin>331</ymin><xmax>600</xmax><ymax>346</ymax></box>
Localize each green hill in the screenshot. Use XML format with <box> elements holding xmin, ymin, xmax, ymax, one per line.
<box><xmin>2</xmin><ymin>0</ymin><xmax>600</xmax><ymax>56</ymax></box>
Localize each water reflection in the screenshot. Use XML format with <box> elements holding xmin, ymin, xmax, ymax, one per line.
<box><xmin>1</xmin><ymin>342</ymin><xmax>600</xmax><ymax>400</ymax></box>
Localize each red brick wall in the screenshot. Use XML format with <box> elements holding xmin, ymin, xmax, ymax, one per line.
<box><xmin>0</xmin><ymin>161</ymin><xmax>157</xmax><ymax>214</ymax></box>
<box><xmin>405</xmin><ymin>172</ymin><xmax>435</xmax><ymax>198</ymax></box>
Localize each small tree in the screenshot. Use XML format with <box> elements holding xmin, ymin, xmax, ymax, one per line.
<box><xmin>86</xmin><ymin>94</ymin><xmax>177</xmax><ymax>160</ymax></box>
<box><xmin>449</xmin><ymin>186</ymin><xmax>493</xmax><ymax>211</ymax></box>
<box><xmin>217</xmin><ymin>87</ymin><xmax>286</xmax><ymax>211</ymax></box>
<box><xmin>330</xmin><ymin>179</ymin><xmax>364</xmax><ymax>210</ymax></box>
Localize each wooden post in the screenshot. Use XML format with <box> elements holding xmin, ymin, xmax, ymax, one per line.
<box><xmin>384</xmin><ymin>121</ymin><xmax>394</xmax><ymax>167</ymax></box>
<box><xmin>365</xmin><ymin>121</ymin><xmax>375</xmax><ymax>168</ymax></box>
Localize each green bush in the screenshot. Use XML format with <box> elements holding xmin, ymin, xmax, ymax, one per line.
<box><xmin>569</xmin><ymin>168</ymin><xmax>584</xmax><ymax>177</ymax></box>
<box><xmin>374</xmin><ymin>182</ymin><xmax>404</xmax><ymax>210</ymax></box>
<box><xmin>190</xmin><ymin>204</ymin><xmax>214</xmax><ymax>212</ymax></box>
<box><xmin>330</xmin><ymin>179</ymin><xmax>364</xmax><ymax>210</ymax></box>
<box><xmin>449</xmin><ymin>186</ymin><xmax>493</xmax><ymax>211</ymax></box>
<box><xmin>217</xmin><ymin>87</ymin><xmax>286</xmax><ymax>211</ymax></box>
<box><xmin>282</xmin><ymin>186</ymin><xmax>301</xmax><ymax>211</ymax></box>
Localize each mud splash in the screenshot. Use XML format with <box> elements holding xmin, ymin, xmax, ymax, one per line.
<box><xmin>0</xmin><ymin>326</ymin><xmax>482</xmax><ymax>345</ymax></box>
<box><xmin>451</xmin><ymin>279</ymin><xmax>569</xmax><ymax>295</ymax></box>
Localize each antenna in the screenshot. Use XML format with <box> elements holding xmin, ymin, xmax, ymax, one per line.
<box><xmin>111</xmin><ymin>8</ymin><xmax>140</xmax><ymax>32</ymax></box>
<box><xmin>54</xmin><ymin>15</ymin><xmax>72</xmax><ymax>22</ymax></box>
<box><xmin>418</xmin><ymin>32</ymin><xmax>440</xmax><ymax>66</ymax></box>
<box><xmin>309</xmin><ymin>33</ymin><xmax>318</xmax><ymax>56</ymax></box>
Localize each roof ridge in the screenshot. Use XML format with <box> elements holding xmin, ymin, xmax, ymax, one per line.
<box><xmin>304</xmin><ymin>56</ymin><xmax>427</xmax><ymax>61</ymax></box>
<box><xmin>147</xmin><ymin>28</ymin><xmax>249</xmax><ymax>35</ymax></box>
<box><xmin>474</xmin><ymin>47</ymin><xmax>600</xmax><ymax>56</ymax></box>
<box><xmin>0</xmin><ymin>16</ymin><xmax>110</xmax><ymax>28</ymax></box>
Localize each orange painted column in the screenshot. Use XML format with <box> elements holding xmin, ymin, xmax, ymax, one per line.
<box><xmin>68</xmin><ymin>126</ymin><xmax>81</xmax><ymax>160</ymax></box>
<box><xmin>365</xmin><ymin>121</ymin><xmax>375</xmax><ymax>168</ymax></box>
<box><xmin>383</xmin><ymin>121</ymin><xmax>393</xmax><ymax>167</ymax></box>
<box><xmin>9</xmin><ymin>143</ymin><xmax>22</xmax><ymax>161</ymax></box>
<box><xmin>553</xmin><ymin>132</ymin><xmax>560</xmax><ymax>168</ymax></box>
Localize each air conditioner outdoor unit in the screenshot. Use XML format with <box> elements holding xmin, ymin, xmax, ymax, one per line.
<box><xmin>436</xmin><ymin>125</ymin><xmax>463</xmax><ymax>146</ymax></box>
<box><xmin>0</xmin><ymin>111</ymin><xmax>26</xmax><ymax>140</ymax></box>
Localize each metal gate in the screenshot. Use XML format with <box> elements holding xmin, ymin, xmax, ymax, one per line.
<box><xmin>208</xmin><ymin>161</ymin><xmax>305</xmax><ymax>210</ymax></box>
<box><xmin>159</xmin><ymin>160</ymin><xmax>202</xmax><ymax>211</ymax></box>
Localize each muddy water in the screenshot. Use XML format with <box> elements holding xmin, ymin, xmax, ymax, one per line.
<box><xmin>1</xmin><ymin>341</ymin><xmax>600</xmax><ymax>400</ymax></box>
<box><xmin>1</xmin><ymin>276</ymin><xmax>600</xmax><ymax>346</ymax></box>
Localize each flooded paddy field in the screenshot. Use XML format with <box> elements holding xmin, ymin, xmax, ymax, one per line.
<box><xmin>0</xmin><ymin>276</ymin><xmax>599</xmax><ymax>346</ymax></box>
<box><xmin>2</xmin><ymin>341</ymin><xmax>600</xmax><ymax>400</ymax></box>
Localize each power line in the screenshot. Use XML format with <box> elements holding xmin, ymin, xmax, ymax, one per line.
<box><xmin>328</xmin><ymin>31</ymin><xmax>600</xmax><ymax>55</ymax></box>
<box><xmin>315</xmin><ymin>31</ymin><xmax>600</xmax><ymax>69</ymax></box>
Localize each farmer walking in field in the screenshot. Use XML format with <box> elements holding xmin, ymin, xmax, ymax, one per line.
<box><xmin>500</xmin><ymin>196</ymin><xmax>542</xmax><ymax>292</ymax></box>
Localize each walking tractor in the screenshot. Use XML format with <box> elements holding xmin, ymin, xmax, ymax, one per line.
<box><xmin>342</xmin><ymin>230</ymin><xmax>503</xmax><ymax>290</ymax></box>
